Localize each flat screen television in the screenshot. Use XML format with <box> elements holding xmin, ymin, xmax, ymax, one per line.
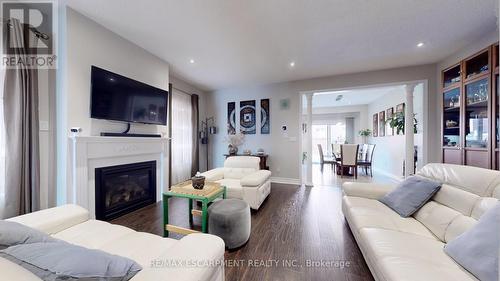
<box><xmin>90</xmin><ymin>66</ymin><xmax>168</xmax><ymax>125</ymax></box>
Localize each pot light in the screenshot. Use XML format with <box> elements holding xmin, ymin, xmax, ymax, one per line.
<box><xmin>189</xmin><ymin>59</ymin><xmax>195</xmax><ymax>64</ymax></box>
<box><xmin>417</xmin><ymin>42</ymin><xmax>425</xmax><ymax>47</ymax></box>
<box><xmin>289</xmin><ymin>61</ymin><xmax>295</xmax><ymax>67</ymax></box>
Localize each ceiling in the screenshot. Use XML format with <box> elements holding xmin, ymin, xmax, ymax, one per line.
<box><xmin>62</xmin><ymin>0</ymin><xmax>498</xmax><ymax>91</ymax></box>
<box><xmin>311</xmin><ymin>85</ymin><xmax>404</xmax><ymax>108</ymax></box>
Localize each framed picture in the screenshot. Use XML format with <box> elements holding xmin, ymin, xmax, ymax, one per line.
<box><xmin>240</xmin><ymin>100</ymin><xmax>256</xmax><ymax>134</ymax></box>
<box><xmin>373</xmin><ymin>113</ymin><xmax>378</xmax><ymax>137</ymax></box>
<box><xmin>279</xmin><ymin>98</ymin><xmax>290</xmax><ymax>110</ymax></box>
<box><xmin>396</xmin><ymin>103</ymin><xmax>405</xmax><ymax>114</ymax></box>
<box><xmin>396</xmin><ymin>103</ymin><xmax>405</xmax><ymax>135</ymax></box>
<box><xmin>227</xmin><ymin>102</ymin><xmax>236</xmax><ymax>134</ymax></box>
<box><xmin>386</xmin><ymin>107</ymin><xmax>394</xmax><ymax>136</ymax></box>
<box><xmin>379</xmin><ymin>111</ymin><xmax>385</xmax><ymax>137</ymax></box>
<box><xmin>260</xmin><ymin>99</ymin><xmax>270</xmax><ymax>134</ymax></box>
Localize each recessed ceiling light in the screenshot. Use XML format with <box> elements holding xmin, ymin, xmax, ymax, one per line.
<box><xmin>189</xmin><ymin>59</ymin><xmax>195</xmax><ymax>64</ymax></box>
<box><xmin>417</xmin><ymin>42</ymin><xmax>425</xmax><ymax>47</ymax></box>
<box><xmin>289</xmin><ymin>61</ymin><xmax>295</xmax><ymax>67</ymax></box>
<box><xmin>109</xmin><ymin>77</ymin><xmax>115</xmax><ymax>82</ymax></box>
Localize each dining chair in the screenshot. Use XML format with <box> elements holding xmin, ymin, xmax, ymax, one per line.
<box><xmin>358</xmin><ymin>144</ymin><xmax>369</xmax><ymax>162</ymax></box>
<box><xmin>358</xmin><ymin>144</ymin><xmax>376</xmax><ymax>177</ymax></box>
<box><xmin>339</xmin><ymin>144</ymin><xmax>359</xmax><ymax>179</ymax></box>
<box><xmin>332</xmin><ymin>143</ymin><xmax>341</xmax><ymax>159</ymax></box>
<box><xmin>318</xmin><ymin>144</ymin><xmax>336</xmax><ymax>171</ymax></box>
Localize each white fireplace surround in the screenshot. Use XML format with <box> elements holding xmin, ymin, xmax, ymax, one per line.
<box><xmin>68</xmin><ymin>136</ymin><xmax>168</xmax><ymax>218</ymax></box>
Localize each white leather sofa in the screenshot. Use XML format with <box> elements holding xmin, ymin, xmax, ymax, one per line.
<box><xmin>202</xmin><ymin>156</ymin><xmax>271</xmax><ymax>210</ymax></box>
<box><xmin>342</xmin><ymin>163</ymin><xmax>500</xmax><ymax>281</ymax></box>
<box><xmin>1</xmin><ymin>205</ymin><xmax>225</xmax><ymax>281</ymax></box>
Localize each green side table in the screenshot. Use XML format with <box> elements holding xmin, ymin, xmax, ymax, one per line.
<box><xmin>163</xmin><ymin>181</ymin><xmax>226</xmax><ymax>237</ymax></box>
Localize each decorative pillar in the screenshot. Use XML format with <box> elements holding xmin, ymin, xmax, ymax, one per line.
<box><xmin>405</xmin><ymin>83</ymin><xmax>417</xmax><ymax>177</ymax></box>
<box><xmin>305</xmin><ymin>93</ymin><xmax>314</xmax><ymax>186</ymax></box>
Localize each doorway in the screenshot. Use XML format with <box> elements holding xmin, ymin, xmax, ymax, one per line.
<box><xmin>301</xmin><ymin>82</ymin><xmax>427</xmax><ymax>186</ymax></box>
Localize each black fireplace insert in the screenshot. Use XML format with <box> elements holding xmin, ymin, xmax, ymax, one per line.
<box><xmin>95</xmin><ymin>161</ymin><xmax>156</xmax><ymax>221</ymax></box>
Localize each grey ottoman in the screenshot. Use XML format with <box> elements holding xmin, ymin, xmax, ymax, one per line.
<box><xmin>208</xmin><ymin>199</ymin><xmax>251</xmax><ymax>249</ymax></box>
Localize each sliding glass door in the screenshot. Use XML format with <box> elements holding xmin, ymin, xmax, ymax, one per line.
<box><xmin>311</xmin><ymin>123</ymin><xmax>346</xmax><ymax>163</ymax></box>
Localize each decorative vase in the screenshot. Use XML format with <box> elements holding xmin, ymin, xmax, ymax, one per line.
<box><xmin>228</xmin><ymin>144</ymin><xmax>238</xmax><ymax>155</ymax></box>
<box><xmin>191</xmin><ymin>175</ymin><xmax>206</xmax><ymax>190</ymax></box>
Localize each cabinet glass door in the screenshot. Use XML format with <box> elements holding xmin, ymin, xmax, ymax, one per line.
<box><xmin>465</xmin><ymin>78</ymin><xmax>489</xmax><ymax>148</ymax></box>
<box><xmin>443</xmin><ymin>88</ymin><xmax>461</xmax><ymax>147</ymax></box>
<box><xmin>496</xmin><ymin>75</ymin><xmax>499</xmax><ymax>149</ymax></box>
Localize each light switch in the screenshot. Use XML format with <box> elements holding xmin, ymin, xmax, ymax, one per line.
<box><xmin>39</xmin><ymin>121</ymin><xmax>49</xmax><ymax>131</ymax></box>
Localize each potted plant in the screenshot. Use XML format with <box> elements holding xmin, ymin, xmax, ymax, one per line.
<box><xmin>224</xmin><ymin>133</ymin><xmax>245</xmax><ymax>155</ymax></box>
<box><xmin>388</xmin><ymin>112</ymin><xmax>418</xmax><ymax>135</ymax></box>
<box><xmin>358</xmin><ymin>129</ymin><xmax>372</xmax><ymax>144</ymax></box>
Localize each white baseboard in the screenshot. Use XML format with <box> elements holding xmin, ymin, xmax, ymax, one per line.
<box><xmin>270</xmin><ymin>177</ymin><xmax>301</xmax><ymax>186</ymax></box>
<box><xmin>373</xmin><ymin>168</ymin><xmax>404</xmax><ymax>182</ymax></box>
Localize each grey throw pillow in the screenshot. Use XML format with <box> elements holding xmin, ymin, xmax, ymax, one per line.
<box><xmin>445</xmin><ymin>203</ymin><xmax>500</xmax><ymax>281</ymax></box>
<box><xmin>0</xmin><ymin>241</ymin><xmax>142</xmax><ymax>281</ymax></box>
<box><xmin>379</xmin><ymin>176</ymin><xmax>441</xmax><ymax>217</ymax></box>
<box><xmin>0</xmin><ymin>220</ymin><xmax>56</xmax><ymax>248</ymax></box>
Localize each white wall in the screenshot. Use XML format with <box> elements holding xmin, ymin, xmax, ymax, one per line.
<box><xmin>208</xmin><ymin>64</ymin><xmax>437</xmax><ymax>182</ymax></box>
<box><xmin>57</xmin><ymin>7</ymin><xmax>170</xmax><ymax>204</ymax></box>
<box><xmin>366</xmin><ymin>84</ymin><xmax>424</xmax><ymax>179</ymax></box>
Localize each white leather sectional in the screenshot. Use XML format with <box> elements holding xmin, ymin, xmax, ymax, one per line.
<box><xmin>342</xmin><ymin>163</ymin><xmax>500</xmax><ymax>281</ymax></box>
<box><xmin>1</xmin><ymin>205</ymin><xmax>225</xmax><ymax>281</ymax></box>
<box><xmin>202</xmin><ymin>156</ymin><xmax>271</xmax><ymax>210</ymax></box>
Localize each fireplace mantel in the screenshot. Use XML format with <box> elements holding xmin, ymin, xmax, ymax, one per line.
<box><xmin>68</xmin><ymin>136</ymin><xmax>168</xmax><ymax>218</ymax></box>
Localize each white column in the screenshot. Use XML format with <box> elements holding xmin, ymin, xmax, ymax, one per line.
<box><xmin>305</xmin><ymin>93</ymin><xmax>314</xmax><ymax>186</ymax></box>
<box><xmin>405</xmin><ymin>84</ymin><xmax>417</xmax><ymax>177</ymax></box>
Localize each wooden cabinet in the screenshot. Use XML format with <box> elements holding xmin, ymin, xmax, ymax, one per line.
<box><xmin>442</xmin><ymin>45</ymin><xmax>497</xmax><ymax>169</ymax></box>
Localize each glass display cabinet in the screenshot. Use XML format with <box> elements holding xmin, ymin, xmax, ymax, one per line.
<box><xmin>441</xmin><ymin>46</ymin><xmax>495</xmax><ymax>169</ymax></box>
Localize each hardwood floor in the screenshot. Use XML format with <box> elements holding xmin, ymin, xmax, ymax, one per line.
<box><xmin>111</xmin><ymin>166</ymin><xmax>396</xmax><ymax>281</ymax></box>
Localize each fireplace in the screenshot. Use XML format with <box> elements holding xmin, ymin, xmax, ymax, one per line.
<box><xmin>95</xmin><ymin>161</ymin><xmax>157</xmax><ymax>221</ymax></box>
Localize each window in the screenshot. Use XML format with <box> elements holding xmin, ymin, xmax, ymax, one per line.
<box><xmin>0</xmin><ymin>68</ymin><xmax>5</xmax><ymax>217</ymax></box>
<box><xmin>170</xmin><ymin>89</ymin><xmax>193</xmax><ymax>184</ymax></box>
<box><xmin>312</xmin><ymin>123</ymin><xmax>346</xmax><ymax>163</ymax></box>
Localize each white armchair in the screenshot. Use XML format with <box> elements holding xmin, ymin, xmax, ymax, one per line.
<box><xmin>202</xmin><ymin>156</ymin><xmax>271</xmax><ymax>210</ymax></box>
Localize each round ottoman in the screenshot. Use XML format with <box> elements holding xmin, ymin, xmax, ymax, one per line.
<box><xmin>208</xmin><ymin>199</ymin><xmax>251</xmax><ymax>249</ymax></box>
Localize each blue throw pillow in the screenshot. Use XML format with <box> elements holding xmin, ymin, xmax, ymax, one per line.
<box><xmin>0</xmin><ymin>221</ymin><xmax>56</xmax><ymax>249</ymax></box>
<box><xmin>445</xmin><ymin>202</ymin><xmax>500</xmax><ymax>281</ymax></box>
<box><xmin>0</xmin><ymin>241</ymin><xmax>142</xmax><ymax>281</ymax></box>
<box><xmin>379</xmin><ymin>176</ymin><xmax>441</xmax><ymax>217</ymax></box>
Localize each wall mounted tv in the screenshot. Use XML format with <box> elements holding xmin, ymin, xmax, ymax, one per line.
<box><xmin>90</xmin><ymin>66</ymin><xmax>168</xmax><ymax>126</ymax></box>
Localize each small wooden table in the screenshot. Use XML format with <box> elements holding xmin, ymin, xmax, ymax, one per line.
<box><xmin>163</xmin><ymin>181</ymin><xmax>226</xmax><ymax>237</ymax></box>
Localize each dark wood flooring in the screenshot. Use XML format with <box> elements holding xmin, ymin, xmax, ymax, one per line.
<box><xmin>112</xmin><ymin>168</ymin><xmax>395</xmax><ymax>281</ymax></box>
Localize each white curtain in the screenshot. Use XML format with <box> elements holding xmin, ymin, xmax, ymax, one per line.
<box><xmin>0</xmin><ymin>67</ymin><xmax>5</xmax><ymax>218</ymax></box>
<box><xmin>171</xmin><ymin>89</ymin><xmax>193</xmax><ymax>184</ymax></box>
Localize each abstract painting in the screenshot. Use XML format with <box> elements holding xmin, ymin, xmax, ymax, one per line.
<box><xmin>240</xmin><ymin>100</ymin><xmax>256</xmax><ymax>134</ymax></box>
<box><xmin>379</xmin><ymin>111</ymin><xmax>385</xmax><ymax>137</ymax></box>
<box><xmin>261</xmin><ymin>99</ymin><xmax>270</xmax><ymax>134</ymax></box>
<box><xmin>227</xmin><ymin>102</ymin><xmax>236</xmax><ymax>134</ymax></box>
<box><xmin>373</xmin><ymin>113</ymin><xmax>378</xmax><ymax>137</ymax></box>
